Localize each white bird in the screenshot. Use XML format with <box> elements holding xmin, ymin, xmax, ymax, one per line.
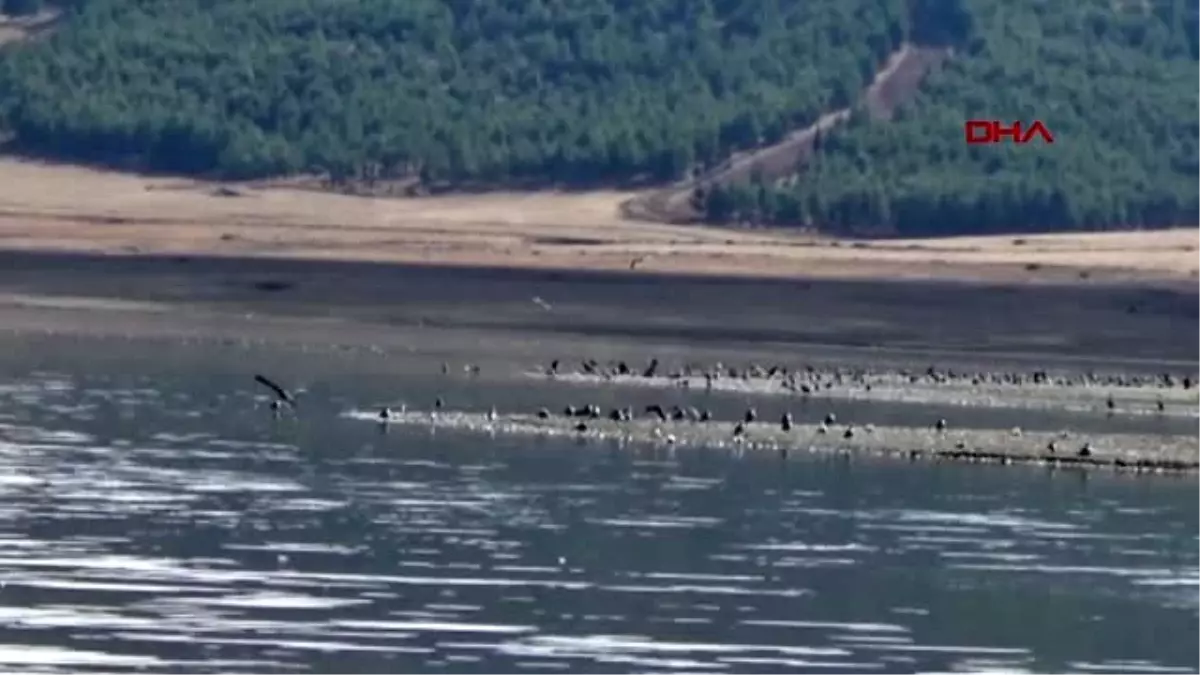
<box><xmin>532</xmin><ymin>296</ymin><xmax>553</xmax><ymax>311</ymax></box>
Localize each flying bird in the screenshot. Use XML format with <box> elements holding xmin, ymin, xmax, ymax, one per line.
<box><xmin>629</xmin><ymin>254</ymin><xmax>650</xmax><ymax>270</ymax></box>
<box><xmin>254</xmin><ymin>374</ymin><xmax>296</xmax><ymax>414</ymax></box>
<box><xmin>532</xmin><ymin>296</ymin><xmax>553</xmax><ymax>311</ymax></box>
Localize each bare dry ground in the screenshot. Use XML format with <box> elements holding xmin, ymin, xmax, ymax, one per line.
<box><xmin>0</xmin><ymin>158</ymin><xmax>1195</xmax><ymax>287</ymax></box>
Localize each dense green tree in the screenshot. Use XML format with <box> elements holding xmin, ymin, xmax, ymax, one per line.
<box><xmin>0</xmin><ymin>0</ymin><xmax>902</xmax><ymax>188</ymax></box>
<box><xmin>703</xmin><ymin>0</ymin><xmax>1198</xmax><ymax>234</ymax></box>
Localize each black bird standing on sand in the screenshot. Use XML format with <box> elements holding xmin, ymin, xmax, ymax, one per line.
<box><xmin>732</xmin><ymin>422</ymin><xmax>746</xmax><ymax>437</ymax></box>
<box><xmin>781</xmin><ymin>412</ymin><xmax>794</xmax><ymax>432</ymax></box>
<box><xmin>645</xmin><ymin>404</ymin><xmax>668</xmax><ymax>422</ymax></box>
<box><xmin>1078</xmin><ymin>442</ymin><xmax>1093</xmax><ymax>458</ymax></box>
<box><xmin>743</xmin><ymin>407</ymin><xmax>757</xmax><ymax>424</ymax></box>
<box><xmin>643</xmin><ymin>359</ymin><xmax>660</xmax><ymax>378</ymax></box>
<box><xmin>935</xmin><ymin>418</ymin><xmax>947</xmax><ymax>432</ymax></box>
<box><xmin>643</xmin><ymin>357</ymin><xmax>662</xmax><ymax>379</ymax></box>
<box><xmin>254</xmin><ymin>374</ymin><xmax>296</xmax><ymax>415</ymax></box>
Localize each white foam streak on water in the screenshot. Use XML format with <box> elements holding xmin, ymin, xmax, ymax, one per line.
<box><xmin>851</xmin><ymin>643</ymin><xmax>1031</xmax><ymax>655</ymax></box>
<box><xmin>1069</xmin><ymin>661</ymin><xmax>1198</xmax><ymax>673</ymax></box>
<box><xmin>331</xmin><ymin>619</ymin><xmax>536</xmax><ymax>634</ymax></box>
<box><xmin>912</xmin><ymin>667</ymin><xmax>1036</xmax><ymax>672</ymax></box>
<box><xmin>588</xmin><ymin>516</ymin><xmax>723</xmax><ymax>528</ymax></box>
<box><xmin>742</xmin><ymin>541</ymin><xmax>877</xmax><ymax>553</ymax></box>
<box><xmin>223</xmin><ymin>542</ymin><xmax>364</xmax><ymax>556</ymax></box>
<box><xmin>740</xmin><ymin>620</ymin><xmax>911</xmax><ymax>633</ymax></box>
<box><xmin>636</xmin><ymin>571</ymin><xmax>764</xmax><ymax>582</ymax></box>
<box><xmin>5</xmin><ymin>577</ymin><xmax>223</xmax><ymax>594</ymax></box>
<box><xmin>602</xmin><ymin>583</ymin><xmax>810</xmax><ymax>597</ymax></box>
<box><xmin>169</xmin><ymin>592</ymin><xmax>374</xmax><ymax>610</ymax></box>
<box><xmin>946</xmin><ymin>564</ymin><xmax>1186</xmax><ymax>578</ymax></box>
<box><xmin>719</xmin><ymin>656</ymin><xmax>887</xmax><ymax>669</ymax></box>
<box><xmin>510</xmin><ymin>634</ymin><xmax>852</xmax><ymax>657</ymax></box>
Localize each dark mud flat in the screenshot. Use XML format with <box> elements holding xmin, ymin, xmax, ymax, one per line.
<box><xmin>0</xmin><ymin>250</ymin><xmax>1196</xmax><ymax>373</ymax></box>
<box><xmin>352</xmin><ymin>410</ymin><xmax>1199</xmax><ymax>474</ymax></box>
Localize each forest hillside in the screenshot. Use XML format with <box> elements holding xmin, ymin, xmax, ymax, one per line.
<box><xmin>699</xmin><ymin>0</ymin><xmax>1199</xmax><ymax>235</ymax></box>
<box><xmin>0</xmin><ymin>0</ymin><xmax>1195</xmax><ymax>236</ymax></box>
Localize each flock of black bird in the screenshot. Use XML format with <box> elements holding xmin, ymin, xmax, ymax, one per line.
<box><xmin>545</xmin><ymin>357</ymin><xmax>1196</xmax><ymax>394</ymax></box>
<box><xmin>533</xmin><ymin>400</ymin><xmax>856</xmax><ymax>442</ymax></box>
<box><xmin>249</xmin><ymin>349</ymin><xmax>1189</xmax><ymax>462</ymax></box>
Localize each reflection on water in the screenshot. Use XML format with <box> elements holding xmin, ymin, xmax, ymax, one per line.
<box><xmin>0</xmin><ymin>344</ymin><xmax>1195</xmax><ymax>674</ymax></box>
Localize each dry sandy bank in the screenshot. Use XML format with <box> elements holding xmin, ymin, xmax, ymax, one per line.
<box><xmin>0</xmin><ymin>159</ymin><xmax>1195</xmax><ymax>288</ymax></box>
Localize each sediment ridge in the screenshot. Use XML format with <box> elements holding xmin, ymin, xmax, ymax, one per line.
<box><xmin>524</xmin><ymin>362</ymin><xmax>1200</xmax><ymax>418</ymax></box>
<box><xmin>348</xmin><ymin>409</ymin><xmax>1198</xmax><ymax>474</ymax></box>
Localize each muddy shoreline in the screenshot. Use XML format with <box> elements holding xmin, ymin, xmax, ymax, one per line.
<box><xmin>0</xmin><ymin>250</ymin><xmax>1196</xmax><ymax>368</ymax></box>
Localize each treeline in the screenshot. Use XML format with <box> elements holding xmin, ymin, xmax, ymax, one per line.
<box><xmin>701</xmin><ymin>0</ymin><xmax>1199</xmax><ymax>235</ymax></box>
<box><xmin>0</xmin><ymin>0</ymin><xmax>909</xmax><ymax>185</ymax></box>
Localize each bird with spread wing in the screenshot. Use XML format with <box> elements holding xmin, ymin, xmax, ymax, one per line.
<box><xmin>254</xmin><ymin>374</ymin><xmax>297</xmax><ymax>416</ymax></box>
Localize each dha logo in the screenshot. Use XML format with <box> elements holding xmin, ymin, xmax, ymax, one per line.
<box><xmin>965</xmin><ymin>120</ymin><xmax>1055</xmax><ymax>145</ymax></box>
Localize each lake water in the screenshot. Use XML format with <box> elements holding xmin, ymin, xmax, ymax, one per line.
<box><xmin>0</xmin><ymin>335</ymin><xmax>1195</xmax><ymax>674</ymax></box>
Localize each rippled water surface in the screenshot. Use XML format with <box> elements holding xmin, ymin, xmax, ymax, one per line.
<box><xmin>0</xmin><ymin>336</ymin><xmax>1195</xmax><ymax>673</ymax></box>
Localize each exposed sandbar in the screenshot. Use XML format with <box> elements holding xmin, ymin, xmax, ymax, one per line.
<box><xmin>528</xmin><ymin>371</ymin><xmax>1200</xmax><ymax>418</ymax></box>
<box><xmin>350</xmin><ymin>410</ymin><xmax>1199</xmax><ymax>474</ymax></box>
